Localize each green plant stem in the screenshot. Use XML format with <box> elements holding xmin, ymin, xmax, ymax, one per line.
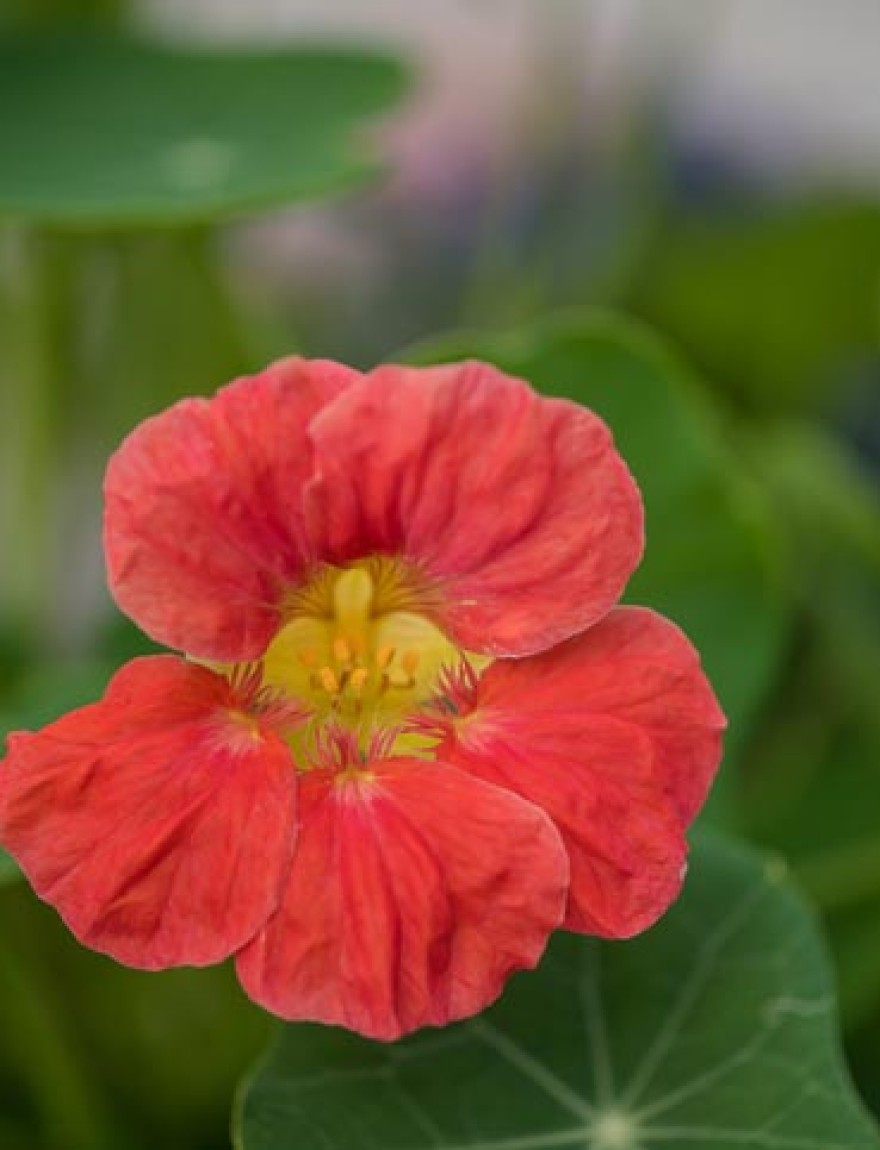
<box><xmin>1</xmin><ymin>231</ymin><xmax>65</xmax><ymax>645</ymax></box>
<box><xmin>183</xmin><ymin>226</ymin><xmax>255</xmax><ymax>374</ymax></box>
<box><xmin>14</xmin><ymin>231</ymin><xmax>83</xmax><ymax>648</ymax></box>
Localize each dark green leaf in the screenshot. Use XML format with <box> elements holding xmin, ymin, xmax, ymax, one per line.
<box><xmin>0</xmin><ymin>848</ymin><xmax>19</xmax><ymax>885</ymax></box>
<box><xmin>738</xmin><ymin>424</ymin><xmax>880</xmax><ymax>1022</ymax></box>
<box><xmin>0</xmin><ymin>659</ymin><xmax>115</xmax><ymax>734</ymax></box>
<box><xmin>0</xmin><ymin>32</ymin><xmax>408</xmax><ymax>226</ymax></box>
<box><xmin>629</xmin><ymin>201</ymin><xmax>880</xmax><ymax>413</ymax></box>
<box><xmin>236</xmin><ymin>834</ymin><xmax>880</xmax><ymax>1149</ymax></box>
<box><xmin>744</xmin><ymin>424</ymin><xmax>880</xmax><ymax>723</ymax></box>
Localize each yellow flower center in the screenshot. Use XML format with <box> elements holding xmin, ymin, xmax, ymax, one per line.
<box><xmin>261</xmin><ymin>561</ymin><xmax>461</xmax><ymax>731</ymax></box>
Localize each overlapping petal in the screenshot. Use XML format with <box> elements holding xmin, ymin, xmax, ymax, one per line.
<box><xmin>105</xmin><ymin>357</ymin><xmax>642</xmax><ymax>661</ymax></box>
<box><xmin>104</xmin><ymin>357</ymin><xmax>359</xmax><ymax>661</ymax></box>
<box><xmin>435</xmin><ymin>608</ymin><xmax>725</xmax><ymax>937</ymax></box>
<box><xmin>0</xmin><ymin>657</ymin><xmax>299</xmax><ymax>969</ymax></box>
<box><xmin>235</xmin><ymin>757</ymin><xmax>568</xmax><ymax>1041</ymax></box>
<box><xmin>304</xmin><ymin>361</ymin><xmax>644</xmax><ymax>656</ymax></box>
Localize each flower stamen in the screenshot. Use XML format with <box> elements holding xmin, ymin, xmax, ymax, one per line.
<box><xmin>405</xmin><ymin>658</ymin><xmax>482</xmax><ymax>741</ymax></box>
<box><xmin>317</xmin><ymin>666</ymin><xmax>340</xmax><ymax>695</ymax></box>
<box><xmin>257</xmin><ymin>562</ymin><xmax>469</xmax><ymax>733</ymax></box>
<box><xmin>332</xmin><ymin>636</ymin><xmax>354</xmax><ymax>666</ymax></box>
<box><xmin>223</xmin><ymin>662</ymin><xmax>310</xmax><ymax>740</ymax></box>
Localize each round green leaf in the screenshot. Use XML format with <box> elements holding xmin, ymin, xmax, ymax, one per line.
<box><xmin>0</xmin><ymin>32</ymin><xmax>408</xmax><ymax>227</ymax></box>
<box><xmin>405</xmin><ymin>312</ymin><xmax>789</xmax><ymax>756</ymax></box>
<box><xmin>235</xmin><ymin>834</ymin><xmax>880</xmax><ymax>1150</ymax></box>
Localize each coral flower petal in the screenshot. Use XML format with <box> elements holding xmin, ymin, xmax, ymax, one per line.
<box><xmin>235</xmin><ymin>758</ymin><xmax>568</xmax><ymax>1041</ymax></box>
<box><xmin>304</xmin><ymin>361</ymin><xmax>644</xmax><ymax>656</ymax></box>
<box><xmin>0</xmin><ymin>657</ymin><xmax>299</xmax><ymax>969</ymax></box>
<box><xmin>104</xmin><ymin>357</ymin><xmax>360</xmax><ymax>661</ymax></box>
<box><xmin>438</xmin><ymin>608</ymin><xmax>725</xmax><ymax>937</ymax></box>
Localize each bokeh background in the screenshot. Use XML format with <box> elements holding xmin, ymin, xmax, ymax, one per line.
<box><xmin>1</xmin><ymin>2</ymin><xmax>879</xmax><ymax>1147</ymax></box>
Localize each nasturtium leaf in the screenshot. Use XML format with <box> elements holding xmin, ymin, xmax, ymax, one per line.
<box><xmin>0</xmin><ymin>847</ymin><xmax>19</xmax><ymax>885</ymax></box>
<box><xmin>235</xmin><ymin>834</ymin><xmax>880</xmax><ymax>1150</ymax></box>
<box><xmin>406</xmin><ymin>312</ymin><xmax>788</xmax><ymax>756</ymax></box>
<box><xmin>737</xmin><ymin>425</ymin><xmax>880</xmax><ymax>1022</ymax></box>
<box><xmin>744</xmin><ymin>423</ymin><xmax>880</xmax><ymax>719</ymax></box>
<box><xmin>0</xmin><ymin>32</ymin><xmax>408</xmax><ymax>226</ymax></box>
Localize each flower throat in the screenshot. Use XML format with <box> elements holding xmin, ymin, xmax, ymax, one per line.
<box><xmin>257</xmin><ymin>562</ymin><xmax>462</xmax><ymax>730</ymax></box>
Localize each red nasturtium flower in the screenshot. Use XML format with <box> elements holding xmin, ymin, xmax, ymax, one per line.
<box><xmin>0</xmin><ymin>358</ymin><xmax>724</xmax><ymax>1041</ymax></box>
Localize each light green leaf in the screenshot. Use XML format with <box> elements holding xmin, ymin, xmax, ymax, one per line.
<box><xmin>0</xmin><ymin>32</ymin><xmax>408</xmax><ymax>227</ymax></box>
<box><xmin>405</xmin><ymin>312</ymin><xmax>789</xmax><ymax>757</ymax></box>
<box><xmin>235</xmin><ymin>834</ymin><xmax>879</xmax><ymax>1149</ymax></box>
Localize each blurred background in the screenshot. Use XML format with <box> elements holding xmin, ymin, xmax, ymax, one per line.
<box><xmin>1</xmin><ymin>1</ymin><xmax>878</xmax><ymax>1147</ymax></box>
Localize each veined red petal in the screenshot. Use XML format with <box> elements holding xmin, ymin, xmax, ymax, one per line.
<box><xmin>304</xmin><ymin>361</ymin><xmax>644</xmax><ymax>657</ymax></box>
<box><xmin>235</xmin><ymin>758</ymin><xmax>568</xmax><ymax>1041</ymax></box>
<box><xmin>0</xmin><ymin>657</ymin><xmax>299</xmax><ymax>969</ymax></box>
<box><xmin>436</xmin><ymin>608</ymin><xmax>725</xmax><ymax>937</ymax></box>
<box><xmin>481</xmin><ymin>605</ymin><xmax>727</xmax><ymax>825</ymax></box>
<box><xmin>104</xmin><ymin>357</ymin><xmax>359</xmax><ymax>661</ymax></box>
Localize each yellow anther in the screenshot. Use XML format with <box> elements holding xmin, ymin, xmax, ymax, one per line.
<box><xmin>258</xmin><ymin>560</ymin><xmax>466</xmax><ymax>723</ymax></box>
<box><xmin>298</xmin><ymin>646</ymin><xmax>320</xmax><ymax>668</ymax></box>
<box><xmin>333</xmin><ymin>636</ymin><xmax>353</xmax><ymax>666</ymax></box>
<box><xmin>375</xmin><ymin>645</ymin><xmax>395</xmax><ymax>670</ymax></box>
<box><xmin>348</xmin><ymin>633</ymin><xmax>366</xmax><ymax>657</ymax></box>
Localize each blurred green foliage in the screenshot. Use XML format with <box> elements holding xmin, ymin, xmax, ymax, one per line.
<box><xmin>737</xmin><ymin>426</ymin><xmax>880</xmax><ymax>1030</ymax></box>
<box><xmin>1</xmin><ymin>3</ymin><xmax>880</xmax><ymax>1149</ymax></box>
<box><xmin>0</xmin><ymin>882</ymin><xmax>270</xmax><ymax>1150</ymax></box>
<box><xmin>630</xmin><ymin>201</ymin><xmax>880</xmax><ymax>415</ymax></box>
